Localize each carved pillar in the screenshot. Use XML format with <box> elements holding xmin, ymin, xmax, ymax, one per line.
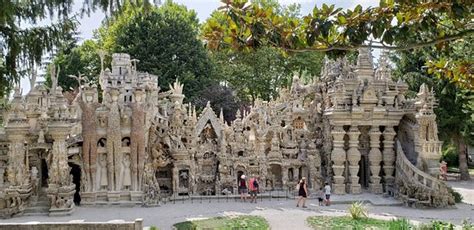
<box><xmin>282</xmin><ymin>166</ymin><xmax>288</xmax><ymax>189</ymax></box>
<box><xmin>382</xmin><ymin>126</ymin><xmax>396</xmax><ymax>188</ymax></box>
<box><xmin>331</xmin><ymin>126</ymin><xmax>346</xmax><ymax>194</ymax></box>
<box><xmin>6</xmin><ymin>137</ymin><xmax>29</xmax><ymax>187</ymax></box>
<box><xmin>46</xmin><ymin>131</ymin><xmax>75</xmax><ymax>215</ymax></box>
<box><xmin>0</xmin><ymin>167</ymin><xmax>5</xmax><ymax>186</ymax></box>
<box><xmin>347</xmin><ymin>126</ymin><xmax>361</xmax><ymax>194</ymax></box>
<box><xmin>172</xmin><ymin>166</ymin><xmax>179</xmax><ymax>196</ymax></box>
<box><xmin>368</xmin><ymin>126</ymin><xmax>383</xmax><ymax>194</ymax></box>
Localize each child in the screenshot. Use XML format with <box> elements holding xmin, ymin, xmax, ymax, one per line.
<box><xmin>317</xmin><ymin>187</ymin><xmax>324</xmax><ymax>206</ymax></box>
<box><xmin>324</xmin><ymin>182</ymin><xmax>331</xmax><ymax>206</ymax></box>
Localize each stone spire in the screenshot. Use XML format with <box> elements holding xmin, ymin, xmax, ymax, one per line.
<box><xmin>375</xmin><ymin>50</ymin><xmax>392</xmax><ymax>81</ymax></box>
<box><xmin>219</xmin><ymin>108</ymin><xmax>224</xmax><ymax>124</ymax></box>
<box><xmin>355</xmin><ymin>47</ymin><xmax>375</xmax><ymax>82</ymax></box>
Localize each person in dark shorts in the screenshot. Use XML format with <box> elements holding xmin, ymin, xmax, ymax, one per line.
<box><xmin>324</xmin><ymin>182</ymin><xmax>331</xmax><ymax>206</ymax></box>
<box><xmin>317</xmin><ymin>187</ymin><xmax>324</xmax><ymax>206</ymax></box>
<box><xmin>296</xmin><ymin>177</ymin><xmax>308</xmax><ymax>208</ymax></box>
<box><xmin>239</xmin><ymin>175</ymin><xmax>248</xmax><ymax>202</ymax></box>
<box><xmin>249</xmin><ymin>176</ymin><xmax>259</xmax><ymax>203</ymax></box>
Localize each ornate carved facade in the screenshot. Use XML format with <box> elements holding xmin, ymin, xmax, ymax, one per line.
<box><xmin>0</xmin><ymin>49</ymin><xmax>453</xmax><ymax>217</ymax></box>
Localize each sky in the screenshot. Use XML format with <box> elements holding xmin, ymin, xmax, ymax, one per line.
<box><xmin>77</xmin><ymin>0</ymin><xmax>380</xmax><ymax>41</ymax></box>
<box><xmin>21</xmin><ymin>0</ymin><xmax>380</xmax><ymax>94</ymax></box>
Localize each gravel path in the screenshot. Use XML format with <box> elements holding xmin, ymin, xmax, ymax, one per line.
<box><xmin>448</xmin><ymin>180</ymin><xmax>474</xmax><ymax>205</ymax></box>
<box><xmin>1</xmin><ymin>195</ymin><xmax>473</xmax><ymax>229</ymax></box>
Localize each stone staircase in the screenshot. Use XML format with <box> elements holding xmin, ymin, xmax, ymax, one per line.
<box><xmin>394</xmin><ymin>141</ymin><xmax>454</xmax><ymax>208</ymax></box>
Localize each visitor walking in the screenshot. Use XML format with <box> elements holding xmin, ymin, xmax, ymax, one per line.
<box><xmin>296</xmin><ymin>177</ymin><xmax>308</xmax><ymax>208</ymax></box>
<box><xmin>249</xmin><ymin>176</ymin><xmax>259</xmax><ymax>203</ymax></box>
<box><xmin>239</xmin><ymin>175</ymin><xmax>248</xmax><ymax>202</ymax></box>
<box><xmin>324</xmin><ymin>182</ymin><xmax>331</xmax><ymax>206</ymax></box>
<box><xmin>440</xmin><ymin>161</ymin><xmax>448</xmax><ymax>181</ymax></box>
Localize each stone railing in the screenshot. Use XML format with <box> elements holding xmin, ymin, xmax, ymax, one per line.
<box><xmin>0</xmin><ymin>219</ymin><xmax>143</xmax><ymax>230</ymax></box>
<box><xmin>395</xmin><ymin>140</ymin><xmax>454</xmax><ymax>208</ymax></box>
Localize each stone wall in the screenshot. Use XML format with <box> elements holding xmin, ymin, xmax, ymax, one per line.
<box><xmin>0</xmin><ymin>219</ymin><xmax>143</xmax><ymax>230</ymax></box>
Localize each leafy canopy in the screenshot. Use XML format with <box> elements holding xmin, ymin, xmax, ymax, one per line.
<box><xmin>202</xmin><ymin>0</ymin><xmax>473</xmax><ymax>89</ymax></box>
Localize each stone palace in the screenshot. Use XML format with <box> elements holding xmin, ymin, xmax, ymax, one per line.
<box><xmin>0</xmin><ymin>48</ymin><xmax>454</xmax><ymax>217</ymax></box>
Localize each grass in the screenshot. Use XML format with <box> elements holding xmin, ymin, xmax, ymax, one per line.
<box><xmin>173</xmin><ymin>215</ymin><xmax>269</xmax><ymax>230</ymax></box>
<box><xmin>306</xmin><ymin>216</ymin><xmax>411</xmax><ymax>230</ymax></box>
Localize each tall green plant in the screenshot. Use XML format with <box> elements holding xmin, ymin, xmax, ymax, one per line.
<box><xmin>348</xmin><ymin>201</ymin><xmax>368</xmax><ymax>220</ymax></box>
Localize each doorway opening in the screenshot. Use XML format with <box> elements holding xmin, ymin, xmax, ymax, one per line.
<box><xmin>40</xmin><ymin>159</ymin><xmax>49</xmax><ymax>188</ymax></box>
<box><xmin>269</xmin><ymin>164</ymin><xmax>283</xmax><ymax>190</ymax></box>
<box><xmin>68</xmin><ymin>163</ymin><xmax>81</xmax><ymax>205</ymax></box>
<box><xmin>359</xmin><ymin>155</ymin><xmax>369</xmax><ymax>188</ymax></box>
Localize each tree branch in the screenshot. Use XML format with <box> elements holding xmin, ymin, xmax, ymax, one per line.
<box><xmin>279</xmin><ymin>29</ymin><xmax>474</xmax><ymax>53</ymax></box>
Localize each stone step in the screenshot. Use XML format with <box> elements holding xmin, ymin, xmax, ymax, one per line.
<box><xmin>23</xmin><ymin>205</ymin><xmax>49</xmax><ymax>216</ymax></box>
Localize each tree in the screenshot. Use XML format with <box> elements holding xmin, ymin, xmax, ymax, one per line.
<box><xmin>46</xmin><ymin>39</ymin><xmax>101</xmax><ymax>91</ymax></box>
<box><xmin>202</xmin><ymin>0</ymin><xmax>473</xmax><ymax>89</ymax></box>
<box><xmin>203</xmin><ymin>2</ymin><xmax>324</xmax><ymax>103</ymax></box>
<box><xmin>0</xmin><ymin>1</ymin><xmax>78</xmax><ymax>97</ymax></box>
<box><xmin>192</xmin><ymin>84</ymin><xmax>242</xmax><ymax>123</ymax></box>
<box><xmin>391</xmin><ymin>37</ymin><xmax>473</xmax><ymax>180</ymax></box>
<box><xmin>0</xmin><ymin>0</ymin><xmax>166</xmax><ymax>98</ymax></box>
<box><xmin>101</xmin><ymin>0</ymin><xmax>217</xmax><ymax>100</ymax></box>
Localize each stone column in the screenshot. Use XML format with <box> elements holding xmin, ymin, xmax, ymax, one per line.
<box><xmin>0</xmin><ymin>167</ymin><xmax>5</xmax><ymax>186</ymax></box>
<box><xmin>347</xmin><ymin>126</ymin><xmax>361</xmax><ymax>194</ymax></box>
<box><xmin>46</xmin><ymin>131</ymin><xmax>76</xmax><ymax>215</ymax></box>
<box><xmin>331</xmin><ymin>126</ymin><xmax>346</xmax><ymax>194</ymax></box>
<box><xmin>368</xmin><ymin>126</ymin><xmax>383</xmax><ymax>194</ymax></box>
<box><xmin>172</xmin><ymin>166</ymin><xmax>179</xmax><ymax>196</ymax></box>
<box><xmin>6</xmin><ymin>134</ymin><xmax>29</xmax><ymax>187</ymax></box>
<box><xmin>382</xmin><ymin>126</ymin><xmax>396</xmax><ymax>187</ymax></box>
<box><xmin>282</xmin><ymin>167</ymin><xmax>288</xmax><ymax>190</ymax></box>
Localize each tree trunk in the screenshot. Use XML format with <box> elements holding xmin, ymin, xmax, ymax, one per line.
<box><xmin>457</xmin><ymin>137</ymin><xmax>471</xmax><ymax>181</ymax></box>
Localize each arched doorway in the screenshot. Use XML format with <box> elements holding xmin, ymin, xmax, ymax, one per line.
<box><xmin>68</xmin><ymin>163</ymin><xmax>81</xmax><ymax>205</ymax></box>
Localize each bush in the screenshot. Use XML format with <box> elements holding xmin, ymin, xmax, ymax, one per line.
<box><xmin>441</xmin><ymin>144</ymin><xmax>459</xmax><ymax>167</ymax></box>
<box><xmin>447</xmin><ymin>187</ymin><xmax>463</xmax><ymax>203</ymax></box>
<box><xmin>348</xmin><ymin>201</ymin><xmax>368</xmax><ymax>220</ymax></box>
<box><xmin>307</xmin><ymin>216</ymin><xmax>414</xmax><ymax>230</ymax></box>
<box><xmin>462</xmin><ymin>219</ymin><xmax>473</xmax><ymax>229</ymax></box>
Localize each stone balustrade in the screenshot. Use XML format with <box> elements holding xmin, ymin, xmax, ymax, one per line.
<box><xmin>395</xmin><ymin>141</ymin><xmax>454</xmax><ymax>207</ymax></box>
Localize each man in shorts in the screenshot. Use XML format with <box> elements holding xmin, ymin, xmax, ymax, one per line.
<box><xmin>249</xmin><ymin>176</ymin><xmax>259</xmax><ymax>203</ymax></box>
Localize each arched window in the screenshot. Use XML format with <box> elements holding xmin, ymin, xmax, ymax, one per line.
<box><xmin>121</xmin><ymin>137</ymin><xmax>131</xmax><ymax>147</ymax></box>
<box><xmin>97</xmin><ymin>138</ymin><xmax>107</xmax><ymax>147</ymax></box>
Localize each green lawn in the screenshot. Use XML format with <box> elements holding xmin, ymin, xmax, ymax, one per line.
<box><xmin>173</xmin><ymin>215</ymin><xmax>269</xmax><ymax>230</ymax></box>
<box><xmin>306</xmin><ymin>216</ymin><xmax>411</xmax><ymax>230</ymax></box>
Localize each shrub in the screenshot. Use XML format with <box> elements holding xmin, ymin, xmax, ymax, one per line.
<box><xmin>441</xmin><ymin>144</ymin><xmax>459</xmax><ymax>167</ymax></box>
<box><xmin>447</xmin><ymin>187</ymin><xmax>463</xmax><ymax>203</ymax></box>
<box><xmin>388</xmin><ymin>218</ymin><xmax>411</xmax><ymax>230</ymax></box>
<box><xmin>462</xmin><ymin>219</ymin><xmax>473</xmax><ymax>230</ymax></box>
<box><xmin>348</xmin><ymin>201</ymin><xmax>368</xmax><ymax>220</ymax></box>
